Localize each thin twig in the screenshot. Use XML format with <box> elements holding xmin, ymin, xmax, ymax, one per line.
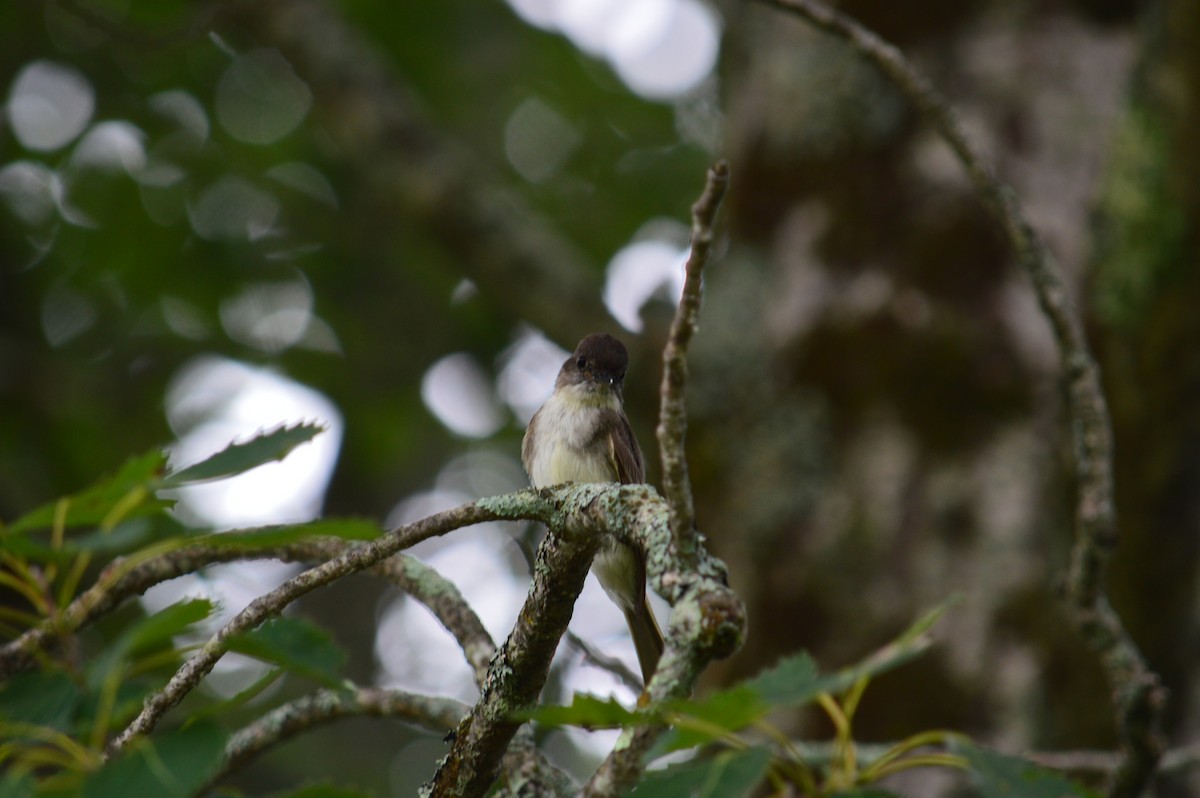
<box><xmin>656</xmin><ymin>160</ymin><xmax>730</xmax><ymax>564</ymax></box>
<box><xmin>753</xmin><ymin>1</ymin><xmax>1166</xmax><ymax>793</ymax></box>
<box><xmin>105</xmin><ymin>500</ymin><xmax>504</xmax><ymax>757</ymax></box>
<box><xmin>1029</xmin><ymin>741</ymin><xmax>1200</xmax><ymax>775</ymax></box>
<box><xmin>1</xmin><ymin>541</ymin><xmax>496</xmax><ymax>690</ymax></box>
<box><xmin>217</xmin><ymin>686</ymin><xmax>466</xmax><ymax>782</ymax></box>
<box><xmin>565</xmin><ymin>631</ymin><xmax>642</xmax><ymax>693</ymax></box>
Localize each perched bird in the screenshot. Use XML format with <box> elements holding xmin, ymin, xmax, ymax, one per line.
<box><xmin>521</xmin><ymin>333</ymin><xmax>664</xmax><ymax>684</ymax></box>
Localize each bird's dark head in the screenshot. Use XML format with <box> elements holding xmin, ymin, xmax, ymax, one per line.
<box><xmin>557</xmin><ymin>333</ymin><xmax>630</xmax><ymax>397</ymax></box>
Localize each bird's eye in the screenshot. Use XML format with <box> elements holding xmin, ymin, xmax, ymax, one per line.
<box><xmin>576</xmin><ymin>356</ymin><xmax>587</xmax><ymax>369</ymax></box>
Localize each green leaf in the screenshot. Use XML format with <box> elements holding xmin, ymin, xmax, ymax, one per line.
<box><xmin>188</xmin><ymin>669</ymin><xmax>285</xmax><ymax>724</ymax></box>
<box><xmin>652</xmin><ymin>602</ymin><xmax>953</xmax><ymax>754</ymax></box>
<box><xmin>123</xmin><ymin>598</ymin><xmax>215</xmax><ymax>658</ymax></box>
<box><xmin>953</xmin><ymin>741</ymin><xmax>1101</xmax><ymax>798</ymax></box>
<box><xmin>660</xmin><ymin>687</ymin><xmax>767</xmax><ymax>752</ymax></box>
<box><xmin>7</xmin><ymin>450</ymin><xmax>170</xmax><ymax>534</ymax></box>
<box><xmin>739</xmin><ymin>652</ymin><xmax>822</xmax><ymax>707</ymax></box>
<box><xmin>87</xmin><ymin>599</ymin><xmax>214</xmax><ymax>690</ymax></box>
<box><xmin>0</xmin><ymin>517</ymin><xmax>189</xmax><ymax>565</ymax></box>
<box><xmin>829</xmin><ymin>790</ymin><xmax>905</xmax><ymax>798</ymax></box>
<box><xmin>226</xmin><ymin>617</ymin><xmax>346</xmax><ymax>688</ymax></box>
<box><xmin>83</xmin><ymin>720</ymin><xmax>227</xmax><ymax>798</ymax></box>
<box><xmin>0</xmin><ymin>772</ymin><xmax>36</xmax><ymax>798</ymax></box>
<box><xmin>0</xmin><ymin>670</ymin><xmax>81</xmax><ymax>730</ymax></box>
<box><xmin>198</xmin><ymin>519</ymin><xmax>382</xmax><ymax>549</ymax></box>
<box><xmin>163</xmin><ymin>422</ymin><xmax>326</xmax><ymax>486</ymax></box>
<box><xmin>633</xmin><ymin>747</ymin><xmax>772</xmax><ymax>798</ymax></box>
<box><xmin>522</xmin><ymin>693</ymin><xmax>643</xmax><ymax>729</ymax></box>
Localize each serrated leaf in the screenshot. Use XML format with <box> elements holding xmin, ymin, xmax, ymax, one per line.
<box><xmin>522</xmin><ymin>693</ymin><xmax>643</xmax><ymax>729</ymax></box>
<box><xmin>739</xmin><ymin>652</ymin><xmax>822</xmax><ymax>707</ymax></box>
<box><xmin>953</xmin><ymin>741</ymin><xmax>1101</xmax><ymax>798</ymax></box>
<box><xmin>198</xmin><ymin>519</ymin><xmax>382</xmax><ymax>549</ymax></box>
<box><xmin>7</xmin><ymin>450</ymin><xmax>170</xmax><ymax>534</ymax></box>
<box><xmin>163</xmin><ymin>422</ymin><xmax>325</xmax><ymax>486</ymax></box>
<box><xmin>83</xmin><ymin>720</ymin><xmax>227</xmax><ymax>798</ymax></box>
<box><xmin>226</xmin><ymin>616</ymin><xmax>346</xmax><ymax>689</ymax></box>
<box><xmin>634</xmin><ymin>747</ymin><xmax>772</xmax><ymax>798</ymax></box>
<box><xmin>0</xmin><ymin>670</ymin><xmax>81</xmax><ymax>730</ymax></box>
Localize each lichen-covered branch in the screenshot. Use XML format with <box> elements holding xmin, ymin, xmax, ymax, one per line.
<box><xmin>85</xmin><ymin>481</ymin><xmax>737</xmax><ymax>795</ymax></box>
<box><xmin>105</xmin><ymin>500</ymin><xmax>506</xmax><ymax>757</ymax></box>
<box><xmin>656</xmin><ymin>161</ymin><xmax>730</xmax><ymax>563</ymax></box>
<box><xmin>425</xmin><ymin>487</ymin><xmax>608</xmax><ymax>798</ymax></box>
<box><xmin>1</xmin><ymin>541</ymin><xmax>495</xmax><ymax>682</ymax></box>
<box><xmin>423</xmin><ymin>483</ymin><xmax>741</xmax><ymax>797</ymax></box>
<box><xmin>753</xmin><ymin>1</ymin><xmax>1166</xmax><ymax>793</ymax></box>
<box><xmin>377</xmin><ymin>554</ymin><xmax>496</xmax><ymax>686</ymax></box>
<box><xmin>572</xmin><ymin>484</ymin><xmax>742</xmax><ymax>797</ymax></box>
<box><xmin>218</xmin><ymin>686</ymin><xmax>467</xmax><ymax>782</ymax></box>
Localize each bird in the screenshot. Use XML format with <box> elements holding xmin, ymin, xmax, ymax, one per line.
<box><xmin>521</xmin><ymin>332</ymin><xmax>664</xmax><ymax>684</ymax></box>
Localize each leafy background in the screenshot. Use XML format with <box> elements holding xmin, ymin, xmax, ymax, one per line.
<box><xmin>1</xmin><ymin>0</ymin><xmax>1198</xmax><ymax>795</ymax></box>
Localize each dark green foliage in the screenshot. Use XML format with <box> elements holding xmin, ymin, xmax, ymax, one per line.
<box><xmin>632</xmin><ymin>747</ymin><xmax>772</xmax><ymax>797</ymax></box>
<box><xmin>226</xmin><ymin>617</ymin><xmax>348</xmax><ymax>690</ymax></box>
<box><xmin>83</xmin><ymin>721</ymin><xmax>227</xmax><ymax>798</ymax></box>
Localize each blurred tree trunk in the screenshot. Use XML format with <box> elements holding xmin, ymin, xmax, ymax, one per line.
<box><xmin>1089</xmin><ymin>0</ymin><xmax>1200</xmax><ymax>787</ymax></box>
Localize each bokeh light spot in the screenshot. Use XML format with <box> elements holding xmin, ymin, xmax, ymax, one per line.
<box><xmin>219</xmin><ymin>277</ymin><xmax>315</xmax><ymax>354</ymax></box>
<box><xmin>7</xmin><ymin>60</ymin><xmax>94</xmax><ymax>151</ymax></box>
<box><xmin>164</xmin><ymin>355</ymin><xmax>343</xmax><ymax>528</ymax></box>
<box><xmin>504</xmin><ymin>0</ymin><xmax>721</xmax><ymax>100</ymax></box>
<box><xmin>496</xmin><ymin>328</ymin><xmax>570</xmax><ymax>424</ymax></box>
<box><xmin>421</xmin><ymin>353</ymin><xmax>505</xmax><ymax>438</ymax></box>
<box><xmin>70</xmin><ymin>120</ymin><xmax>147</xmax><ymax>174</ymax></box>
<box><xmin>503</xmin><ymin>96</ymin><xmax>581</xmax><ymax>183</ymax></box>
<box><xmin>603</xmin><ymin>222</ymin><xmax>689</xmax><ymax>332</ymax></box>
<box><xmin>188</xmin><ymin>176</ymin><xmax>280</xmax><ymax>241</ymax></box>
<box><xmin>0</xmin><ymin>161</ymin><xmax>60</xmax><ymax>226</ymax></box>
<box><xmin>216</xmin><ymin>48</ymin><xmax>313</xmax><ymax>145</ymax></box>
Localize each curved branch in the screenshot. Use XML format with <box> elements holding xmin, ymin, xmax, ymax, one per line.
<box><xmin>752</xmin><ymin>1</ymin><xmax>1166</xmax><ymax>794</ymax></box>
<box><xmin>218</xmin><ymin>686</ymin><xmax>467</xmax><ymax>781</ymax></box>
<box><xmin>1</xmin><ymin>544</ymin><xmax>495</xmax><ymax>688</ymax></box>
<box><xmin>105</xmin><ymin>500</ymin><xmax>508</xmax><ymax>757</ymax></box>
<box><xmin>423</xmin><ymin>483</ymin><xmax>742</xmax><ymax>798</ymax></box>
<box><xmin>565</xmin><ymin>631</ymin><xmax>641</xmax><ymax>694</ymax></box>
<box><xmin>656</xmin><ymin>161</ymin><xmax>730</xmax><ymax>564</ymax></box>
<box><xmin>376</xmin><ymin>554</ymin><xmax>496</xmax><ymax>687</ymax></box>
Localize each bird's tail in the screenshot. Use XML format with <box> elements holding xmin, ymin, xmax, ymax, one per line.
<box><xmin>625</xmin><ymin>599</ymin><xmax>664</xmax><ymax>686</ymax></box>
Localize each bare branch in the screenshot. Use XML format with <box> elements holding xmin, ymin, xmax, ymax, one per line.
<box><xmin>378</xmin><ymin>554</ymin><xmax>496</xmax><ymax>686</ymax></box>
<box><xmin>218</xmin><ymin>686</ymin><xmax>466</xmax><ymax>781</ymax></box>
<box><xmin>105</xmin><ymin>500</ymin><xmax>506</xmax><ymax>757</ymax></box>
<box><xmin>752</xmin><ymin>1</ymin><xmax>1167</xmax><ymax>793</ymax></box>
<box><xmin>656</xmin><ymin>161</ymin><xmax>730</xmax><ymax>563</ymax></box>
<box><xmin>209</xmin><ymin>684</ymin><xmax>579</xmax><ymax>798</ymax></box>
<box><xmin>565</xmin><ymin>631</ymin><xmax>642</xmax><ymax>694</ymax></box>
